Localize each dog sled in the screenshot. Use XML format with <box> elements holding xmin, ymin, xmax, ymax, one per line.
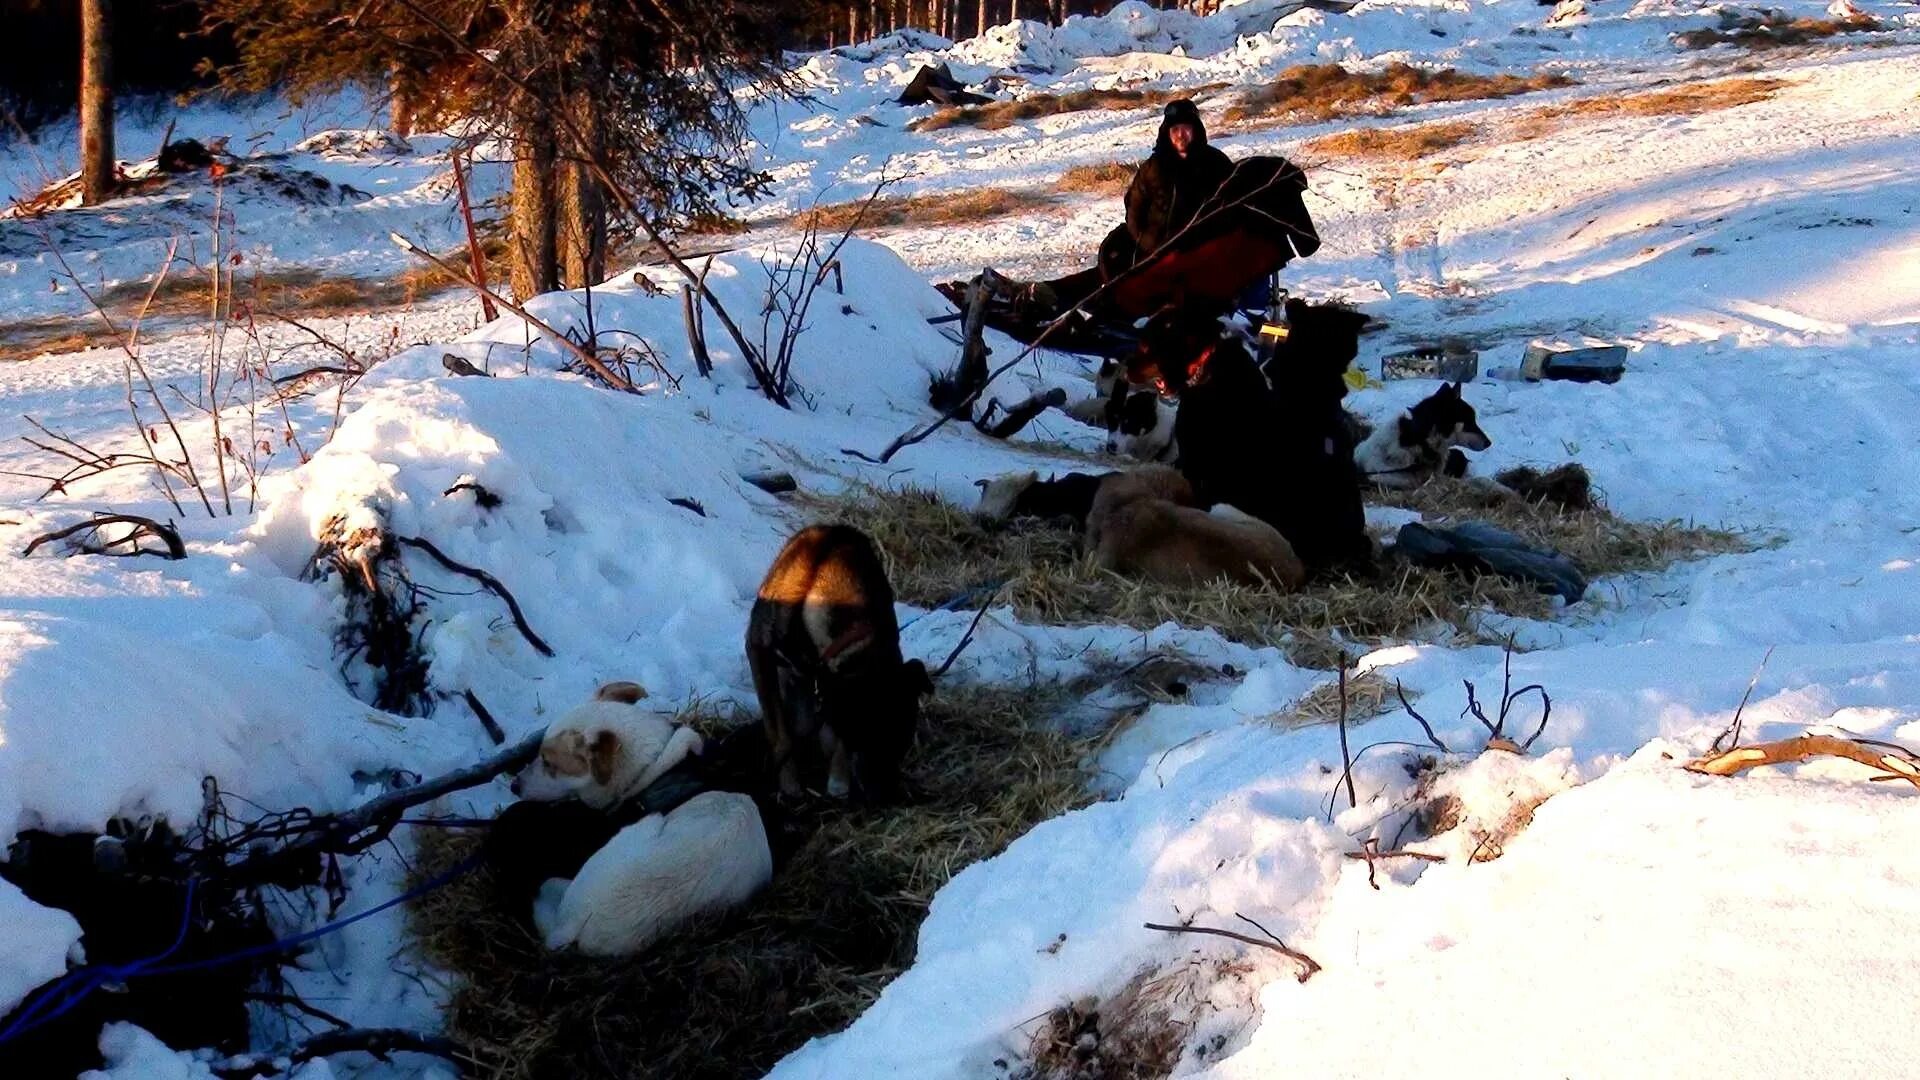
<box><xmin>934</xmin><ymin>156</ymin><xmax>1321</xmax><ymax>357</ymax></box>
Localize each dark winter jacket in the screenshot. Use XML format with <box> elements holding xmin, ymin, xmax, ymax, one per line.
<box><xmin>1123</xmin><ymin>99</ymin><xmax>1235</xmax><ymax>259</ymax></box>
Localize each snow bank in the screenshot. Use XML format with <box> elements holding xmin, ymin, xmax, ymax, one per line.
<box><xmin>0</xmin><ymin>879</ymin><xmax>81</xmax><ymax>1015</ymax></box>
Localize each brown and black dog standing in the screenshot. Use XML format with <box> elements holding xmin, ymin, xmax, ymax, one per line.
<box><xmin>747</xmin><ymin>525</ymin><xmax>931</xmax><ymax>802</ymax></box>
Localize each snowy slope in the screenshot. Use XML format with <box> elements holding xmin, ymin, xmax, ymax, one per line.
<box><xmin>3</xmin><ymin>0</ymin><xmax>1920</xmax><ymax>1075</ymax></box>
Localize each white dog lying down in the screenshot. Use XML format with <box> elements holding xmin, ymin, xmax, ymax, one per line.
<box><xmin>510</xmin><ymin>682</ymin><xmax>772</xmax><ymax>958</ymax></box>
<box><xmin>533</xmin><ymin>790</ymin><xmax>773</xmax><ymax>957</ymax></box>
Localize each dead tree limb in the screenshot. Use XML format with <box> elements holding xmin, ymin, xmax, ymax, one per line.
<box><xmin>463</xmin><ymin>689</ymin><xmax>506</xmax><ymax>745</ymax></box>
<box><xmin>232</xmin><ymin>731</ymin><xmax>541</xmax><ymax>874</ymax></box>
<box><xmin>1684</xmin><ymin>735</ymin><xmax>1920</xmax><ymax>789</ymax></box>
<box><xmin>980</xmin><ymin>387</ymin><xmax>1067</xmax><ymax>440</ymax></box>
<box><xmin>23</xmin><ymin>514</ymin><xmax>185</xmax><ymax>559</ymax></box>
<box><xmin>1144</xmin><ymin>918</ymin><xmax>1320</xmax><ymax>983</ymax></box>
<box><xmin>389</xmin><ymin>233</ymin><xmax>635</xmax><ymax>393</ymax></box>
<box><xmin>394</xmin><ymin>534</ymin><xmax>555</xmax><ymax>657</ymax></box>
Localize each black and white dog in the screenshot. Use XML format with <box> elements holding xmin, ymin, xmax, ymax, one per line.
<box><xmin>1063</xmin><ymin>359</ymin><xmax>1177</xmax><ymax>463</ymax></box>
<box><xmin>1353</xmin><ymin>382</ymin><xmax>1492</xmax><ymax>489</ymax></box>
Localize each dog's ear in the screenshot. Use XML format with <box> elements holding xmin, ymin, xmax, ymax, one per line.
<box><xmin>588</xmin><ymin>729</ymin><xmax>621</xmax><ymax>786</ymax></box>
<box><xmin>594</xmin><ymin>681</ymin><xmax>648</xmax><ymax>705</ymax></box>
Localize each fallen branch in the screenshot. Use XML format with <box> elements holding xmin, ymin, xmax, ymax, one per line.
<box><xmin>394</xmin><ymin>535</ymin><xmax>554</xmax><ymax>657</ymax></box>
<box><xmin>1684</xmin><ymin>735</ymin><xmax>1920</xmax><ymax>789</ymax></box>
<box><xmin>930</xmin><ymin>585</ymin><xmax>1002</xmax><ymax>678</ymax></box>
<box><xmin>388</xmin><ymin>233</ymin><xmax>635</xmax><ymax>393</ymax></box>
<box><xmin>1144</xmin><ymin>917</ymin><xmax>1320</xmax><ymax>983</ymax></box>
<box><xmin>463</xmin><ymin>689</ymin><xmax>506</xmax><ymax>745</ymax></box>
<box><xmin>231</xmin><ymin>730</ymin><xmax>540</xmax><ymax>875</ymax></box>
<box><xmin>23</xmin><ymin>514</ymin><xmax>185</xmax><ymax>560</ymax></box>
<box><xmin>979</xmin><ymin>387</ymin><xmax>1067</xmax><ymax>440</ymax></box>
<box><xmin>212</xmin><ymin>1027</ymin><xmax>474</xmax><ymax>1079</ymax></box>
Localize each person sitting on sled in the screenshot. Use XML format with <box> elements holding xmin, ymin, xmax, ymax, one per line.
<box><xmin>1105</xmin><ymin>98</ymin><xmax>1235</xmax><ymax>276</ymax></box>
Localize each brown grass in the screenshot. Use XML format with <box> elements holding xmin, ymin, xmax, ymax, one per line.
<box><xmin>0</xmin><ymin>250</ymin><xmax>496</xmax><ymax>363</ymax></box>
<box><xmin>412</xmin><ymin>683</ymin><xmax>1104</xmax><ymax>1080</ymax></box>
<box><xmin>1223</xmin><ymin>63</ymin><xmax>1573</xmax><ymax>128</ymax></box>
<box><xmin>1276</xmin><ymin>668</ymin><xmax>1395</xmax><ymax>730</ymax></box>
<box><xmin>1055</xmin><ymin>160</ymin><xmax>1139</xmax><ymax>195</ymax></box>
<box><xmin>799</xmin><ymin>476</ymin><xmax>1745</xmax><ymax>670</ymax></box>
<box><xmin>1676</xmin><ymin>13</ymin><xmax>1880</xmax><ymax>50</ymax></box>
<box><xmin>1026</xmin><ymin>958</ymin><xmax>1253</xmax><ymax>1080</ymax></box>
<box><xmin>910</xmin><ymin>84</ymin><xmax>1227</xmax><ymax>133</ymax></box>
<box><xmin>1302</xmin><ymin>119</ymin><xmax>1481</xmax><ymax>161</ymax></box>
<box><xmin>791</xmin><ymin>187</ymin><xmax>1060</xmax><ymax>233</ymax></box>
<box><xmin>1509</xmin><ymin>76</ymin><xmax>1788</xmax><ymax>140</ymax></box>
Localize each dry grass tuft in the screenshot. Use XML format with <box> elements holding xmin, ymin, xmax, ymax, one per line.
<box><xmin>1675</xmin><ymin>13</ymin><xmax>1880</xmax><ymax>50</ymax></box>
<box><xmin>1510</xmin><ymin>76</ymin><xmax>1787</xmax><ymax>139</ymax></box>
<box><xmin>792</xmin><ymin>187</ymin><xmax>1059</xmax><ymax>233</ymax></box>
<box><xmin>798</xmin><ymin>477</ymin><xmax>1745</xmax><ymax>670</ymax></box>
<box><xmin>411</xmin><ymin>684</ymin><xmax>1101</xmax><ymax>1080</ymax></box>
<box><xmin>1055</xmin><ymin>160</ymin><xmax>1139</xmax><ymax>195</ymax></box>
<box><xmin>911</xmin><ymin>84</ymin><xmax>1226</xmax><ymax>133</ymax></box>
<box><xmin>1025</xmin><ymin>957</ymin><xmax>1254</xmax><ymax>1080</ymax></box>
<box><xmin>1224</xmin><ymin>63</ymin><xmax>1572</xmax><ymax>127</ymax></box>
<box><xmin>1302</xmin><ymin>119</ymin><xmax>1481</xmax><ymax>161</ymax></box>
<box><xmin>1275</xmin><ymin>668</ymin><xmax>1395</xmax><ymax>730</ymax></box>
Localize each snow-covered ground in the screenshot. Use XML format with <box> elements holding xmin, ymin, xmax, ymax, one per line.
<box><xmin>5</xmin><ymin>0</ymin><xmax>1920</xmax><ymax>1076</ymax></box>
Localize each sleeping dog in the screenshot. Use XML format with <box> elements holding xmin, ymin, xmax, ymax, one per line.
<box><xmin>1353</xmin><ymin>382</ymin><xmax>1492</xmax><ymax>489</ymax></box>
<box><xmin>498</xmin><ymin>684</ymin><xmax>771</xmax><ymax>958</ymax></box>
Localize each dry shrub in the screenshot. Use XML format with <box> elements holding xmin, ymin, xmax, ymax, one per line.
<box><xmin>1223</xmin><ymin>63</ymin><xmax>1573</xmax><ymax>127</ymax></box>
<box><xmin>1511</xmin><ymin>76</ymin><xmax>1787</xmax><ymax>138</ymax></box>
<box><xmin>1676</xmin><ymin>13</ymin><xmax>1880</xmax><ymax>50</ymax></box>
<box><xmin>1302</xmin><ymin>119</ymin><xmax>1480</xmax><ymax>161</ymax></box>
<box><xmin>411</xmin><ymin>684</ymin><xmax>1100</xmax><ymax>1080</ymax></box>
<box><xmin>1055</xmin><ymin>160</ymin><xmax>1139</xmax><ymax>195</ymax></box>
<box><xmin>1025</xmin><ymin>958</ymin><xmax>1253</xmax><ymax>1080</ymax></box>
<box><xmin>0</xmin><ymin>255</ymin><xmax>485</xmax><ymax>362</ymax></box>
<box><xmin>793</xmin><ymin>187</ymin><xmax>1059</xmax><ymax>232</ymax></box>
<box><xmin>800</xmin><ymin>477</ymin><xmax>1745</xmax><ymax>670</ymax></box>
<box><xmin>911</xmin><ymin>84</ymin><xmax>1226</xmax><ymax>133</ymax></box>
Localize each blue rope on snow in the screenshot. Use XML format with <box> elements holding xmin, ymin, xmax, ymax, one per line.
<box><xmin>0</xmin><ymin>855</ymin><xmax>481</xmax><ymax>1046</ymax></box>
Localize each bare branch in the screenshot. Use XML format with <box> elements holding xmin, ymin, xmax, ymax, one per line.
<box><xmin>1709</xmin><ymin>645</ymin><xmax>1777</xmax><ymax>753</ymax></box>
<box><xmin>394</xmin><ymin>534</ymin><xmax>555</xmax><ymax>657</ymax></box>
<box><xmin>1144</xmin><ymin>918</ymin><xmax>1320</xmax><ymax>983</ymax></box>
<box><xmin>1685</xmin><ymin>734</ymin><xmax>1920</xmax><ymax>789</ymax></box>
<box><xmin>23</xmin><ymin>514</ymin><xmax>186</xmax><ymax>560</ymax></box>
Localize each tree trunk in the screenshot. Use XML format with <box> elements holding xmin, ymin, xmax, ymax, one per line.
<box><xmin>80</xmin><ymin>0</ymin><xmax>114</xmax><ymax>205</ymax></box>
<box><xmin>557</xmin><ymin>117</ymin><xmax>605</xmax><ymax>289</ymax></box>
<box><xmin>510</xmin><ymin>107</ymin><xmax>559</xmax><ymax>301</ymax></box>
<box><xmin>978</xmin><ymin>0</ymin><xmax>988</xmax><ymax>37</ymax></box>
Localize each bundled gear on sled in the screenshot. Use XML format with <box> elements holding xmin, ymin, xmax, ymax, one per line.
<box><xmin>937</xmin><ymin>99</ymin><xmax>1320</xmax><ymax>354</ymax></box>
